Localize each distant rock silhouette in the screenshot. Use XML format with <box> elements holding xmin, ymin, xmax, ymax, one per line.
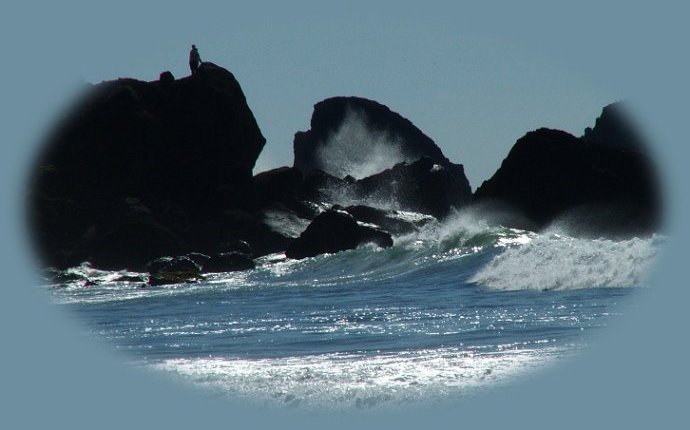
<box><xmin>473</xmin><ymin>103</ymin><xmax>660</xmax><ymax>237</ymax></box>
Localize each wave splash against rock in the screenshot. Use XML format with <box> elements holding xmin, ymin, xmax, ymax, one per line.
<box><xmin>28</xmin><ymin>63</ymin><xmax>661</xmax><ymax>276</ymax></box>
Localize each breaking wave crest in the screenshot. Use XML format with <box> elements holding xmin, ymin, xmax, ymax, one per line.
<box><xmin>46</xmin><ymin>208</ymin><xmax>664</xmax><ymax>305</ymax></box>
<box><xmin>469</xmin><ymin>230</ymin><xmax>663</xmax><ymax>291</ymax></box>
<box><xmin>46</xmin><ymin>205</ymin><xmax>664</xmax><ymax>410</ymax></box>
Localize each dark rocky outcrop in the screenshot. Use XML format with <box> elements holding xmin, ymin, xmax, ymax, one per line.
<box><xmin>77</xmin><ymin>198</ymin><xmax>184</xmax><ymax>270</ymax></box>
<box><xmin>297</xmin><ymin>158</ymin><xmax>468</xmax><ymax>219</ymax></box>
<box><xmin>38</xmin><ymin>62</ymin><xmax>264</xmax><ymax>212</ymax></box>
<box><xmin>28</xmin><ymin>61</ymin><xmax>661</xmax><ymax>271</ymax></box>
<box><xmin>473</xmin><ymin>103</ymin><xmax>660</xmax><ymax>236</ymax></box>
<box><xmin>293</xmin><ymin>96</ymin><xmax>472</xmax><ymax>204</ymax></box>
<box><xmin>29</xmin><ymin>63</ymin><xmax>267</xmax><ymax>270</ymax></box>
<box><xmin>285</xmin><ymin>209</ymin><xmax>393</xmax><ymax>259</ymax></box>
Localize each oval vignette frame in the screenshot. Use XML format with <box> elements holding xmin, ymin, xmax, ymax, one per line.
<box><xmin>1</xmin><ymin>2</ymin><xmax>687</xmax><ymax>429</ymax></box>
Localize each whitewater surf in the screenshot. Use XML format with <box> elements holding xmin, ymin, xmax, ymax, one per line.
<box><xmin>43</xmin><ymin>210</ymin><xmax>662</xmax><ymax>410</ymax></box>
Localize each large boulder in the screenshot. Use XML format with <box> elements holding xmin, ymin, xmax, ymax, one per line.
<box><xmin>293</xmin><ymin>96</ymin><xmax>472</xmax><ymax>204</ymax></box>
<box><xmin>29</xmin><ymin>63</ymin><xmax>266</xmax><ymax>269</ymax></box>
<box><xmin>285</xmin><ymin>209</ymin><xmax>393</xmax><ymax>259</ymax></box>
<box><xmin>473</xmin><ymin>103</ymin><xmax>660</xmax><ymax>236</ymax></box>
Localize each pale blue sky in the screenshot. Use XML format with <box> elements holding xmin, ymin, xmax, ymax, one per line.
<box><xmin>6</xmin><ymin>1</ymin><xmax>622</xmax><ymax>189</ymax></box>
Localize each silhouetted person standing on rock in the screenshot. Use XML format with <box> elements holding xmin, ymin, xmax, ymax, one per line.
<box><xmin>189</xmin><ymin>44</ymin><xmax>202</xmax><ymax>75</ymax></box>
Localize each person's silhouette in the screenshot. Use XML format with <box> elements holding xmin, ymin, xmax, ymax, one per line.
<box><xmin>189</xmin><ymin>44</ymin><xmax>202</xmax><ymax>75</ymax></box>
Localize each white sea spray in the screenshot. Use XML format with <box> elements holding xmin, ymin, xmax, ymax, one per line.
<box><xmin>315</xmin><ymin>108</ymin><xmax>411</xmax><ymax>180</ymax></box>
<box><xmin>470</xmin><ymin>232</ymin><xmax>664</xmax><ymax>291</ymax></box>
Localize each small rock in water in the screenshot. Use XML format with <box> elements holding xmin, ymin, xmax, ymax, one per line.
<box><xmin>286</xmin><ymin>209</ymin><xmax>393</xmax><ymax>259</ymax></box>
<box><xmin>145</xmin><ymin>256</ymin><xmax>203</xmax><ymax>286</ymax></box>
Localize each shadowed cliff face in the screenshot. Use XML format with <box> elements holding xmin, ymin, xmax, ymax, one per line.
<box><xmin>473</xmin><ymin>103</ymin><xmax>661</xmax><ymax>237</ymax></box>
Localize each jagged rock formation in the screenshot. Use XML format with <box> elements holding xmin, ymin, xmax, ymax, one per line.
<box><xmin>473</xmin><ymin>103</ymin><xmax>660</xmax><ymax>236</ymax></box>
<box><xmin>28</xmin><ymin>61</ymin><xmax>661</xmax><ymax>273</ymax></box>
<box><xmin>582</xmin><ymin>102</ymin><xmax>644</xmax><ymax>150</ymax></box>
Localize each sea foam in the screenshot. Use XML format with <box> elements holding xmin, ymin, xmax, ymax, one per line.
<box><xmin>470</xmin><ymin>232</ymin><xmax>663</xmax><ymax>291</ymax></box>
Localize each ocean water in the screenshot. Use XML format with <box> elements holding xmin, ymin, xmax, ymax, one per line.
<box><xmin>43</xmin><ymin>211</ymin><xmax>663</xmax><ymax>411</ymax></box>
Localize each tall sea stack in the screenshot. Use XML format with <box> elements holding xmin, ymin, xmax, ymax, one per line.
<box><xmin>29</xmin><ymin>63</ymin><xmax>267</xmax><ymax>269</ymax></box>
